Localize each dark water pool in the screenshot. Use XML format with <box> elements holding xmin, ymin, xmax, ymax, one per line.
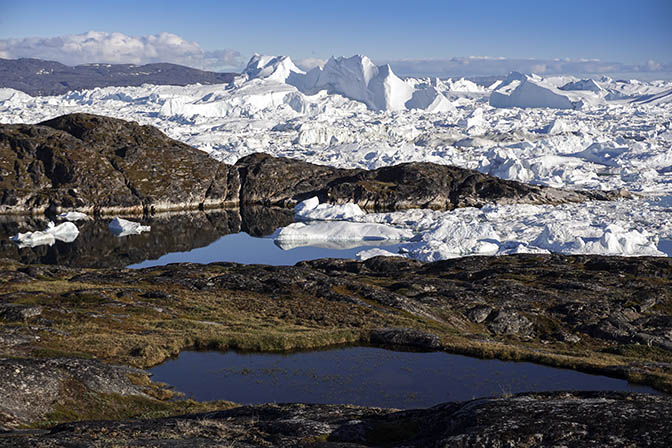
<box><xmin>149</xmin><ymin>347</ymin><xmax>658</xmax><ymax>409</ymax></box>
<box><xmin>0</xmin><ymin>209</ymin><xmax>403</xmax><ymax>269</ymax></box>
<box><xmin>129</xmin><ymin>232</ymin><xmax>403</xmax><ymax>268</ymax></box>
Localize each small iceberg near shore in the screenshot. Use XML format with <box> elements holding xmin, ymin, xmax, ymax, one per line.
<box><xmin>274</xmin><ymin>221</ymin><xmax>413</xmax><ymax>248</ymax></box>
<box><xmin>10</xmin><ymin>221</ymin><xmax>80</xmax><ymax>248</ymax></box>
<box><xmin>294</xmin><ymin>196</ymin><xmax>366</xmax><ymax>221</ymax></box>
<box><xmin>109</xmin><ymin>217</ymin><xmax>151</xmax><ymax>237</ymax></box>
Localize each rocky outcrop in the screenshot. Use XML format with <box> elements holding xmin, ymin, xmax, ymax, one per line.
<box><xmin>0</xmin><ymin>113</ymin><xmax>239</xmax><ymax>214</ymax></box>
<box><xmin>0</xmin><ymin>358</ymin><xmax>147</xmax><ymax>428</ymax></box>
<box><xmin>236</xmin><ymin>152</ymin><xmax>624</xmax><ymax>211</ymax></box>
<box><xmin>302</xmin><ymin>255</ymin><xmax>672</xmax><ymax>351</ymax></box>
<box><xmin>2</xmin><ymin>392</ymin><xmax>670</xmax><ymax>447</ymax></box>
<box><xmin>0</xmin><ymin>255</ymin><xmax>671</xmax><ymax>433</ymax></box>
<box><xmin>1</xmin><ymin>113</ymin><xmax>625</xmax><ymax>215</ymax></box>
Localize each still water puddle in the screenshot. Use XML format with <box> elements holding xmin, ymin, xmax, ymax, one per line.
<box><xmin>149</xmin><ymin>347</ymin><xmax>658</xmax><ymax>409</ymax></box>
<box><xmin>129</xmin><ymin>232</ymin><xmax>402</xmax><ymax>268</ymax></box>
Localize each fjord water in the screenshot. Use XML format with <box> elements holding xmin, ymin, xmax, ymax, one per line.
<box><xmin>149</xmin><ymin>347</ymin><xmax>658</xmax><ymax>408</ymax></box>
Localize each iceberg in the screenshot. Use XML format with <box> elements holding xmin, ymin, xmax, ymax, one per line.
<box><xmin>109</xmin><ymin>217</ymin><xmax>151</xmax><ymax>236</ymax></box>
<box><xmin>243</xmin><ymin>54</ymin><xmax>305</xmax><ymax>83</ymax></box>
<box><xmin>274</xmin><ymin>221</ymin><xmax>413</xmax><ymax>245</ymax></box>
<box><xmin>10</xmin><ymin>221</ymin><xmax>79</xmax><ymax>248</ymax></box>
<box><xmin>489</xmin><ymin>72</ymin><xmax>601</xmax><ymax>109</ymax></box>
<box><xmin>294</xmin><ymin>197</ymin><xmax>366</xmax><ymax>221</ymax></box>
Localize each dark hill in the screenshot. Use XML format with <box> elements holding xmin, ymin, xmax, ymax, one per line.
<box><xmin>0</xmin><ymin>58</ymin><xmax>236</xmax><ymax>96</ymax></box>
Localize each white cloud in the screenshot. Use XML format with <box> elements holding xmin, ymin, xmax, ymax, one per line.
<box><xmin>0</xmin><ymin>31</ymin><xmax>241</xmax><ymax>70</ymax></box>
<box><xmin>647</xmin><ymin>59</ymin><xmax>662</xmax><ymax>71</ymax></box>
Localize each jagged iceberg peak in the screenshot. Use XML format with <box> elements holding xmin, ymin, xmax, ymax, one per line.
<box><xmin>243</xmin><ymin>53</ymin><xmax>305</xmax><ymax>83</ymax></box>
<box><xmin>560</xmin><ymin>78</ymin><xmax>605</xmax><ymax>93</ymax></box>
<box><xmin>321</xmin><ymin>54</ymin><xmax>380</xmax><ymax>85</ymax></box>
<box><xmin>303</xmin><ymin>55</ymin><xmax>416</xmax><ymax>111</ymax></box>
<box><xmin>240</xmin><ymin>52</ymin><xmax>454</xmax><ymax>112</ymax></box>
<box><xmin>490</xmin><ymin>71</ymin><xmax>603</xmax><ymax>110</ymax></box>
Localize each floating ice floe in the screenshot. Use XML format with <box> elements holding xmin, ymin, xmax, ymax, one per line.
<box><xmin>274</xmin><ymin>221</ymin><xmax>413</xmax><ymax>247</ymax></box>
<box><xmin>10</xmin><ymin>221</ymin><xmax>79</xmax><ymax>248</ymax></box>
<box><xmin>57</xmin><ymin>211</ymin><xmax>89</xmax><ymax>221</ymax></box>
<box><xmin>294</xmin><ymin>197</ymin><xmax>366</xmax><ymax>221</ymax></box>
<box><xmin>109</xmin><ymin>217</ymin><xmax>151</xmax><ymax>236</ymax></box>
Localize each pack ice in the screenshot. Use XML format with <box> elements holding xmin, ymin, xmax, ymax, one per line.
<box><xmin>1</xmin><ymin>52</ymin><xmax>670</xmax><ymax>259</ymax></box>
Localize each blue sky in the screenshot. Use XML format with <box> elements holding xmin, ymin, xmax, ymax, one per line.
<box><xmin>0</xmin><ymin>0</ymin><xmax>670</xmax><ymax>76</ymax></box>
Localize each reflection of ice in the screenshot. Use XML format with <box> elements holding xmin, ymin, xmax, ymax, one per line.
<box><xmin>57</xmin><ymin>211</ymin><xmax>89</xmax><ymax>222</ymax></box>
<box><xmin>274</xmin><ymin>238</ymin><xmax>402</xmax><ymax>251</ymax></box>
<box><xmin>356</xmin><ymin>247</ymin><xmax>405</xmax><ymax>260</ymax></box>
<box><xmin>109</xmin><ymin>217</ymin><xmax>151</xmax><ymax>237</ymax></box>
<box><xmin>10</xmin><ymin>221</ymin><xmax>79</xmax><ymax>248</ymax></box>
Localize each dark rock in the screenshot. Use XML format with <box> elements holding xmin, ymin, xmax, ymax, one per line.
<box><xmin>0</xmin><ymin>114</ymin><xmax>239</xmax><ymax>214</ymax></box>
<box><xmin>369</xmin><ymin>327</ymin><xmax>442</xmax><ymax>350</ymax></box>
<box><xmin>236</xmin><ymin>152</ymin><xmax>624</xmax><ymax>212</ymax></box>
<box><xmin>466</xmin><ymin>304</ymin><xmax>493</xmax><ymax>323</ymax></box>
<box><xmin>0</xmin><ymin>304</ymin><xmax>42</xmax><ymax>321</ymax></box>
<box><xmin>0</xmin><ymin>358</ymin><xmax>147</xmax><ymax>426</ymax></box>
<box><xmin>486</xmin><ymin>309</ymin><xmax>534</xmax><ymax>336</ymax></box>
<box><xmin>2</xmin><ymin>392</ymin><xmax>670</xmax><ymax>447</ymax></box>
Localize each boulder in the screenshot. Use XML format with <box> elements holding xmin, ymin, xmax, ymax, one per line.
<box><xmin>0</xmin><ymin>113</ymin><xmax>240</xmax><ymax>214</ymax></box>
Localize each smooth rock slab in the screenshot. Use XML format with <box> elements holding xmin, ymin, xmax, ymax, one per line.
<box><xmin>2</xmin><ymin>392</ymin><xmax>669</xmax><ymax>447</ymax></box>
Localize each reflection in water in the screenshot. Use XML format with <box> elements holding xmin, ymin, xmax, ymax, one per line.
<box><xmin>0</xmin><ymin>207</ymin><xmax>290</xmax><ymax>268</ymax></box>
<box><xmin>129</xmin><ymin>232</ymin><xmax>403</xmax><ymax>268</ymax></box>
<box><xmin>149</xmin><ymin>347</ymin><xmax>659</xmax><ymax>409</ymax></box>
<box><xmin>274</xmin><ymin>238</ymin><xmax>403</xmax><ymax>250</ymax></box>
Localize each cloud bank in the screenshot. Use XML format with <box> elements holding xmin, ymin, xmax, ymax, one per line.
<box><xmin>1</xmin><ymin>31</ymin><xmax>669</xmax><ymax>79</ymax></box>
<box><xmin>0</xmin><ymin>31</ymin><xmax>241</xmax><ymax>70</ymax></box>
<box><xmin>382</xmin><ymin>56</ymin><xmax>672</xmax><ymax>79</ymax></box>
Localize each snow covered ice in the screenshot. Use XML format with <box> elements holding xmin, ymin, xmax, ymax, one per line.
<box><xmin>2</xmin><ymin>52</ymin><xmax>671</xmax><ymax>260</ymax></box>
<box><xmin>294</xmin><ymin>196</ymin><xmax>365</xmax><ymax>221</ymax></box>
<box><xmin>109</xmin><ymin>218</ymin><xmax>151</xmax><ymax>236</ymax></box>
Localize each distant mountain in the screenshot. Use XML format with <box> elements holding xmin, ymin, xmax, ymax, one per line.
<box><xmin>0</xmin><ymin>58</ymin><xmax>236</xmax><ymax>96</ymax></box>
